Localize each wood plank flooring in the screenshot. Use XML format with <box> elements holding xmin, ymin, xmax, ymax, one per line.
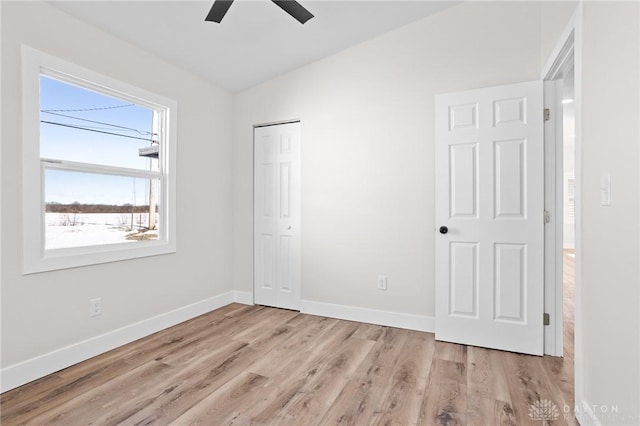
<box><xmin>1</xmin><ymin>256</ymin><xmax>575</xmax><ymax>425</ymax></box>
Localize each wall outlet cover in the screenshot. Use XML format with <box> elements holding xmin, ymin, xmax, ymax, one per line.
<box><xmin>377</xmin><ymin>275</ymin><xmax>388</xmax><ymax>290</ymax></box>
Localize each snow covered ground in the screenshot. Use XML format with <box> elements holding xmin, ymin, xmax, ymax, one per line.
<box><xmin>45</xmin><ymin>213</ymin><xmax>158</xmax><ymax>250</ymax></box>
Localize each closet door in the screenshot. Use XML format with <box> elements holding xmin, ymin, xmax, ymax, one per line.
<box><xmin>254</xmin><ymin>122</ymin><xmax>301</xmax><ymax>310</ymax></box>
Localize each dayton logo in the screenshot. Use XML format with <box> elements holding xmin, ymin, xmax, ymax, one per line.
<box><xmin>529</xmin><ymin>399</ymin><xmax>560</xmax><ymax>421</ymax></box>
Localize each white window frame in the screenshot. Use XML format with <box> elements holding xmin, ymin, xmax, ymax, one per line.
<box><xmin>22</xmin><ymin>46</ymin><xmax>177</xmax><ymax>274</ymax></box>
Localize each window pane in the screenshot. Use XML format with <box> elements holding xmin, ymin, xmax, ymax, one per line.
<box><xmin>40</xmin><ymin>76</ymin><xmax>159</xmax><ymax>171</ymax></box>
<box><xmin>45</xmin><ymin>170</ymin><xmax>160</xmax><ymax>250</ymax></box>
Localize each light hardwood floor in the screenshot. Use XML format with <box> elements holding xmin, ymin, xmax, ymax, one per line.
<box><xmin>1</xmin><ymin>256</ymin><xmax>575</xmax><ymax>425</ymax></box>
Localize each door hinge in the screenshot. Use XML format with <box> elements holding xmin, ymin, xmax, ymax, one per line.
<box><xmin>544</xmin><ymin>108</ymin><xmax>550</xmax><ymax>121</ymax></box>
<box><xmin>543</xmin><ymin>210</ymin><xmax>551</xmax><ymax>224</ymax></box>
<box><xmin>544</xmin><ymin>313</ymin><xmax>550</xmax><ymax>326</ymax></box>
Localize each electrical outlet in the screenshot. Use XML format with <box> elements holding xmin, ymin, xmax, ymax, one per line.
<box><xmin>89</xmin><ymin>297</ymin><xmax>102</xmax><ymax>317</ymax></box>
<box><xmin>377</xmin><ymin>275</ymin><xmax>388</xmax><ymax>291</ymax></box>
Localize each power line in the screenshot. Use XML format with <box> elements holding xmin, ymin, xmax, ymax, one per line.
<box><xmin>57</xmin><ymin>124</ymin><xmax>150</xmax><ymax>133</ymax></box>
<box><xmin>41</xmin><ymin>111</ymin><xmax>155</xmax><ymax>136</ymax></box>
<box><xmin>41</xmin><ymin>104</ymin><xmax>135</xmax><ymax>113</ymax></box>
<box><xmin>41</xmin><ymin>120</ymin><xmax>155</xmax><ymax>142</ymax></box>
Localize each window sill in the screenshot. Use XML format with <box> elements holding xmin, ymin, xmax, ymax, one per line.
<box><xmin>24</xmin><ymin>240</ymin><xmax>176</xmax><ymax>274</ymax></box>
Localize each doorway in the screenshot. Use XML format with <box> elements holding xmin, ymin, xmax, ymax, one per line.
<box><xmin>253</xmin><ymin>121</ymin><xmax>301</xmax><ymax>310</ymax></box>
<box><xmin>545</xmin><ymin>63</ymin><xmax>576</xmax><ymax>355</ymax></box>
<box><xmin>542</xmin><ymin>31</ymin><xmax>576</xmax><ymax>358</ymax></box>
<box><xmin>541</xmin><ymin>13</ymin><xmax>580</xmax><ymax>416</ymax></box>
<box><xmin>544</xmin><ymin>48</ymin><xmax>580</xmax><ymax>418</ymax></box>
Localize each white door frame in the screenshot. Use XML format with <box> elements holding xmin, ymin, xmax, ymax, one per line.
<box><xmin>542</xmin><ymin>38</ymin><xmax>574</xmax><ymax>357</ymax></box>
<box><xmin>543</xmin><ymin>77</ymin><xmax>565</xmax><ymax>357</ymax></box>
<box><xmin>540</xmin><ymin>4</ymin><xmax>584</xmax><ymax>415</ymax></box>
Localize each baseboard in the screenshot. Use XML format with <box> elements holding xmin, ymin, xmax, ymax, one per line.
<box><xmin>576</xmin><ymin>399</ymin><xmax>602</xmax><ymax>426</ymax></box>
<box><xmin>300</xmin><ymin>300</ymin><xmax>434</xmax><ymax>333</ymax></box>
<box><xmin>0</xmin><ymin>292</ymin><xmax>426</xmax><ymax>393</ymax></box>
<box><xmin>233</xmin><ymin>290</ymin><xmax>254</xmax><ymax>305</ymax></box>
<box><xmin>0</xmin><ymin>291</ymin><xmax>236</xmax><ymax>393</ymax></box>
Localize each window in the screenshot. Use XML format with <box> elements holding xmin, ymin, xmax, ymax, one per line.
<box><xmin>22</xmin><ymin>47</ymin><xmax>177</xmax><ymax>273</ymax></box>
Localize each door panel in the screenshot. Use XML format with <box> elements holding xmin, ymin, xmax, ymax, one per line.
<box><xmin>450</xmin><ymin>143</ymin><xmax>478</xmax><ymax>218</ymax></box>
<box><xmin>494</xmin><ymin>243</ymin><xmax>526</xmax><ymax>322</ymax></box>
<box><xmin>450</xmin><ymin>242</ymin><xmax>478</xmax><ymax>317</ymax></box>
<box><xmin>254</xmin><ymin>122</ymin><xmax>301</xmax><ymax>310</ymax></box>
<box><xmin>261</xmin><ymin>163</ymin><xmax>274</xmax><ymax>217</ymax></box>
<box><xmin>280</xmin><ymin>162</ymin><xmax>291</xmax><ymax>217</ymax></box>
<box><xmin>435</xmin><ymin>81</ymin><xmax>543</xmax><ymax>355</ymax></box>
<box><xmin>279</xmin><ymin>236</ymin><xmax>291</xmax><ymax>291</ymax></box>
<box><xmin>494</xmin><ymin>139</ymin><xmax>525</xmax><ymax>217</ymax></box>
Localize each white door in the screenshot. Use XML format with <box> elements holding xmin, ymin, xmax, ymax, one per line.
<box><xmin>435</xmin><ymin>81</ymin><xmax>544</xmax><ymax>355</ymax></box>
<box><xmin>254</xmin><ymin>122</ymin><xmax>301</xmax><ymax>310</ymax></box>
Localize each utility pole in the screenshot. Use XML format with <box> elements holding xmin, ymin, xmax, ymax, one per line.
<box><xmin>148</xmin><ymin>178</ymin><xmax>156</xmax><ymax>230</ymax></box>
<box><xmin>131</xmin><ymin>178</ymin><xmax>136</xmax><ymax>231</ymax></box>
<box><xmin>137</xmin><ymin>112</ymin><xmax>159</xmax><ymax>232</ymax></box>
<box><xmin>148</xmin><ymin>111</ymin><xmax>159</xmax><ymax>231</ymax></box>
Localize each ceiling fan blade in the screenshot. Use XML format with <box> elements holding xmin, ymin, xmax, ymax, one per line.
<box><xmin>272</xmin><ymin>0</ymin><xmax>314</xmax><ymax>24</ymax></box>
<box><xmin>205</xmin><ymin>0</ymin><xmax>234</xmax><ymax>23</ymax></box>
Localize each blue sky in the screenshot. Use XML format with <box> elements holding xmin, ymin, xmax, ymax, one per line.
<box><xmin>41</xmin><ymin>76</ymin><xmax>158</xmax><ymax>205</ymax></box>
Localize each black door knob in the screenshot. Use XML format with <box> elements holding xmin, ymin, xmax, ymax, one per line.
<box><xmin>439</xmin><ymin>226</ymin><xmax>448</xmax><ymax>234</ymax></box>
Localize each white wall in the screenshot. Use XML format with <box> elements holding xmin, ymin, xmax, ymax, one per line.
<box><xmin>1</xmin><ymin>1</ymin><xmax>233</xmax><ymax>375</ymax></box>
<box><xmin>3</xmin><ymin>3</ymin><xmax>638</xmax><ymax>421</ymax></box>
<box><xmin>233</xmin><ymin>1</ymin><xmax>542</xmax><ymax>318</ymax></box>
<box><xmin>580</xmin><ymin>1</ymin><xmax>640</xmax><ymax>422</ymax></box>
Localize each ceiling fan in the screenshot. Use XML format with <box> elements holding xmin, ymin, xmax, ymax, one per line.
<box><xmin>205</xmin><ymin>0</ymin><xmax>314</xmax><ymax>24</ymax></box>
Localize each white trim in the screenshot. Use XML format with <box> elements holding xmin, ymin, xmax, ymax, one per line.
<box><xmin>41</xmin><ymin>67</ymin><xmax>169</xmax><ymax>112</ymax></box>
<box><xmin>0</xmin><ymin>294</ymin><xmax>430</xmax><ymax>395</ymax></box>
<box><xmin>253</xmin><ymin>118</ymin><xmax>301</xmax><ymax>128</ymax></box>
<box><xmin>21</xmin><ymin>46</ymin><xmax>178</xmax><ymax>274</ymax></box>
<box><xmin>300</xmin><ymin>300</ymin><xmax>434</xmax><ymax>333</ymax></box>
<box><xmin>541</xmin><ymin>11</ymin><xmax>577</xmax><ymax>351</ymax></box>
<box><xmin>541</xmin><ymin>3</ymin><xmax>584</xmax><ymax>418</ymax></box>
<box><xmin>0</xmin><ymin>2</ymin><xmax>3</xmax><ymax>384</ymax></box>
<box><xmin>233</xmin><ymin>290</ymin><xmax>254</xmax><ymax>305</ymax></box>
<box><xmin>572</xmin><ymin>4</ymin><xmax>584</xmax><ymax>417</ymax></box>
<box><xmin>576</xmin><ymin>399</ymin><xmax>602</xmax><ymax>426</ymax></box>
<box><xmin>543</xmin><ymin>79</ymin><xmax>565</xmax><ymax>357</ymax></box>
<box><xmin>0</xmin><ymin>292</ymin><xmax>235</xmax><ymax>393</ymax></box>
<box><xmin>540</xmin><ymin>15</ymin><xmax>576</xmax><ymax>80</ymax></box>
<box><xmin>42</xmin><ymin>159</ymin><xmax>162</xmax><ymax>180</ymax></box>
<box><xmin>541</xmin><ymin>10</ymin><xmax>577</xmax><ymax>357</ymax></box>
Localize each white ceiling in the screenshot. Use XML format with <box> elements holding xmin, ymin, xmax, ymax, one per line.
<box><xmin>50</xmin><ymin>1</ymin><xmax>459</xmax><ymax>93</ymax></box>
